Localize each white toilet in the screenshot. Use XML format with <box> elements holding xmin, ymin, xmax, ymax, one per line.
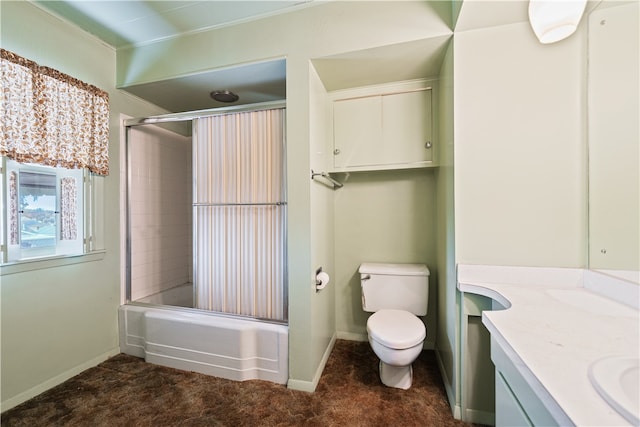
<box><xmin>359</xmin><ymin>262</ymin><xmax>430</xmax><ymax>390</ymax></box>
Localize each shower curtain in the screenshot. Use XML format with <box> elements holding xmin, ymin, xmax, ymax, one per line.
<box><xmin>193</xmin><ymin>108</ymin><xmax>286</xmax><ymax>321</ymax></box>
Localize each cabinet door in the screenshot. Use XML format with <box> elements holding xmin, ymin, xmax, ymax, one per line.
<box><xmin>333</xmin><ymin>96</ymin><xmax>382</xmax><ymax>168</ymax></box>
<box><xmin>495</xmin><ymin>371</ymin><xmax>533</xmax><ymax>427</ymax></box>
<box><xmin>382</xmin><ymin>89</ymin><xmax>432</xmax><ymax>164</ymax></box>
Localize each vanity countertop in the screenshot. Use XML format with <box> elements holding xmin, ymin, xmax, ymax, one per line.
<box><xmin>457</xmin><ymin>265</ymin><xmax>639</xmax><ymax>427</ymax></box>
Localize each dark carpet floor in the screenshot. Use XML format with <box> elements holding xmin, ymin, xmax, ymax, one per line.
<box><xmin>2</xmin><ymin>340</ymin><xmax>474</xmax><ymax>426</ymax></box>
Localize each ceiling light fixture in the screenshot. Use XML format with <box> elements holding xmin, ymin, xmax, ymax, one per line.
<box><xmin>210</xmin><ymin>90</ymin><xmax>239</xmax><ymax>103</ymax></box>
<box><xmin>528</xmin><ymin>0</ymin><xmax>587</xmax><ymax>44</ymax></box>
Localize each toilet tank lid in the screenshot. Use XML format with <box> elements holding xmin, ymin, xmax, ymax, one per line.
<box><xmin>359</xmin><ymin>263</ymin><xmax>430</xmax><ymax>276</ymax></box>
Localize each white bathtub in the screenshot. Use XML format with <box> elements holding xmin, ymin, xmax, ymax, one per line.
<box><xmin>118</xmin><ymin>304</ymin><xmax>288</xmax><ymax>384</ymax></box>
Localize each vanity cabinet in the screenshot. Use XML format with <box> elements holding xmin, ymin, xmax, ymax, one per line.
<box><xmin>495</xmin><ymin>371</ymin><xmax>532</xmax><ymax>426</ymax></box>
<box><xmin>332</xmin><ymin>88</ymin><xmax>433</xmax><ymax>171</ymax></box>
<box><xmin>460</xmin><ymin>293</ymin><xmax>496</xmax><ymax>425</ymax></box>
<box><xmin>491</xmin><ymin>337</ymin><xmax>560</xmax><ymax>427</ymax></box>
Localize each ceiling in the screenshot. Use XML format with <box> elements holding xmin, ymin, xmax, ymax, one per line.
<box><xmin>33</xmin><ymin>1</ymin><xmax>533</xmax><ymax>114</ymax></box>
<box><xmin>34</xmin><ymin>0</ymin><xmax>314</xmax><ymax>49</ymax></box>
<box><xmin>312</xmin><ymin>36</ymin><xmax>451</xmax><ymax>92</ymax></box>
<box><xmin>34</xmin><ymin>0</ymin><xmax>314</xmax><ymax>112</ymax></box>
<box><xmin>123</xmin><ymin>59</ymin><xmax>287</xmax><ymax>113</ymax></box>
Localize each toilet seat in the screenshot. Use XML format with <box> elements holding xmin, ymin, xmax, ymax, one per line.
<box><xmin>367</xmin><ymin>309</ymin><xmax>426</xmax><ymax>349</ymax></box>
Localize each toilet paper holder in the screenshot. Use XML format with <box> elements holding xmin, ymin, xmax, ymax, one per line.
<box><xmin>315</xmin><ymin>267</ymin><xmax>330</xmax><ymax>292</ymax></box>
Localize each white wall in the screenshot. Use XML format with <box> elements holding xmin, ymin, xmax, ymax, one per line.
<box><xmin>128</xmin><ymin>125</ymin><xmax>192</xmax><ymax>301</ymax></box>
<box><xmin>0</xmin><ymin>1</ymin><xmax>168</xmax><ymax>410</ymax></box>
<box><xmin>454</xmin><ymin>22</ymin><xmax>587</xmax><ymax>268</ymax></box>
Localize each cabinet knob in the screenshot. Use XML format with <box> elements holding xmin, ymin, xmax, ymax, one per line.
<box><xmin>424</xmin><ymin>141</ymin><xmax>432</xmax><ymax>149</ymax></box>
<box><xmin>333</xmin><ymin>149</ymin><xmax>341</xmax><ymax>155</ymax></box>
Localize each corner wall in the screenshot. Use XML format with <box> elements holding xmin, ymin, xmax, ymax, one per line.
<box><xmin>435</xmin><ymin>37</ymin><xmax>458</xmax><ymax>416</ymax></box>
<box><xmin>303</xmin><ymin>63</ymin><xmax>337</xmax><ymax>390</ymax></box>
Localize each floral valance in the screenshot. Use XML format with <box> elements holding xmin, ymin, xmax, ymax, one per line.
<box><xmin>1</xmin><ymin>48</ymin><xmax>110</xmax><ymax>175</ymax></box>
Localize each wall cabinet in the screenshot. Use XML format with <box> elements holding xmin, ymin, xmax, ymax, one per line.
<box><xmin>332</xmin><ymin>88</ymin><xmax>433</xmax><ymax>171</ymax></box>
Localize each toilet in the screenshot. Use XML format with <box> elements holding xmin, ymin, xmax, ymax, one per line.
<box><xmin>359</xmin><ymin>262</ymin><xmax>430</xmax><ymax>390</ymax></box>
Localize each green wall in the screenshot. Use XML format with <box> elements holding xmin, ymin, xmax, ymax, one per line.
<box><xmin>1</xmin><ymin>0</ymin><xmax>455</xmax><ymax>399</ymax></box>
<box><xmin>333</xmin><ymin>169</ymin><xmax>438</xmax><ymax>346</ymax></box>
<box><xmin>446</xmin><ymin>4</ymin><xmax>588</xmax><ymax>420</ymax></box>
<box><xmin>453</xmin><ymin>22</ymin><xmax>586</xmax><ymax>267</ymax></box>
<box><xmin>0</xmin><ymin>1</ymin><xmax>167</xmax><ymax>410</ymax></box>
<box><xmin>434</xmin><ymin>37</ymin><xmax>458</xmax><ymax>415</ymax></box>
<box><xmin>113</xmin><ymin>1</ymin><xmax>453</xmax><ymax>389</ymax></box>
<box><xmin>1</xmin><ymin>0</ymin><xmax>593</xmax><ymax>417</ymax></box>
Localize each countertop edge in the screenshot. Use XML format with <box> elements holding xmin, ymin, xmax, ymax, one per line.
<box><xmin>457</xmin><ymin>265</ymin><xmax>639</xmax><ymax>427</ymax></box>
<box><xmin>482</xmin><ymin>315</ymin><xmax>575</xmax><ymax>426</ymax></box>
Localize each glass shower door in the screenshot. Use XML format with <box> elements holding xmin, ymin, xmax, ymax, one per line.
<box><xmin>193</xmin><ymin>108</ymin><xmax>286</xmax><ymax>321</ymax></box>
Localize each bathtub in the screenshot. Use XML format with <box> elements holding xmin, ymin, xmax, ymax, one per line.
<box><xmin>118</xmin><ymin>304</ymin><xmax>288</xmax><ymax>384</ymax></box>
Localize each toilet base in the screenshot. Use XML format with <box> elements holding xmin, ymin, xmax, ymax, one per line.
<box><xmin>379</xmin><ymin>361</ymin><xmax>413</xmax><ymax>390</ymax></box>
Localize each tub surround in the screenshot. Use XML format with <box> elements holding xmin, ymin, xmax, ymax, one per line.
<box><xmin>458</xmin><ymin>265</ymin><xmax>639</xmax><ymax>426</ymax></box>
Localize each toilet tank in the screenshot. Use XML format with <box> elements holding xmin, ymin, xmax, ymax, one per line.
<box><xmin>359</xmin><ymin>263</ymin><xmax>430</xmax><ymax>316</ymax></box>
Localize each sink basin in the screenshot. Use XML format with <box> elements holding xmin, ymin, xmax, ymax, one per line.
<box><xmin>589</xmin><ymin>356</ymin><xmax>639</xmax><ymax>425</ymax></box>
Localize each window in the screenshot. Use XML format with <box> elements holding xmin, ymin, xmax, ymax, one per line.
<box><xmin>2</xmin><ymin>158</ymin><xmax>87</xmax><ymax>263</ymax></box>
<box><xmin>18</xmin><ymin>171</ymin><xmax>58</xmax><ymax>250</ymax></box>
<box><xmin>0</xmin><ymin>49</ymin><xmax>108</xmax><ymax>271</ymax></box>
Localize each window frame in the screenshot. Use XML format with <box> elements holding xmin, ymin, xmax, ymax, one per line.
<box><xmin>0</xmin><ymin>156</ymin><xmax>105</xmax><ymax>275</ymax></box>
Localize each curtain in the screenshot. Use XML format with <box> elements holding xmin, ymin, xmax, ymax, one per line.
<box><xmin>0</xmin><ymin>49</ymin><xmax>109</xmax><ymax>175</ymax></box>
<box><xmin>193</xmin><ymin>108</ymin><xmax>286</xmax><ymax>321</ymax></box>
<box><xmin>9</xmin><ymin>171</ymin><xmax>18</xmax><ymax>245</ymax></box>
<box><xmin>60</xmin><ymin>177</ymin><xmax>78</xmax><ymax>240</ymax></box>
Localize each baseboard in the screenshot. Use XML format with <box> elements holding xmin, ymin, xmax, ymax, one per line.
<box><xmin>287</xmin><ymin>333</ymin><xmax>336</xmax><ymax>392</ymax></box>
<box><xmin>285</xmin><ymin>378</ymin><xmax>316</xmax><ymax>392</ymax></box>
<box><xmin>1</xmin><ymin>348</ymin><xmax>120</xmax><ymax>412</ymax></box>
<box><xmin>435</xmin><ymin>348</ymin><xmax>462</xmax><ymax>420</ymax></box>
<box><xmin>464</xmin><ymin>408</ymin><xmax>495</xmax><ymax>425</ymax></box>
<box><xmin>336</xmin><ymin>331</ymin><xmax>367</xmax><ymax>342</ymax></box>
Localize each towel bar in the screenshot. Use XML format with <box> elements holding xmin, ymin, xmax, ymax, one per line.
<box><xmin>311</xmin><ymin>170</ymin><xmax>343</xmax><ymax>189</ymax></box>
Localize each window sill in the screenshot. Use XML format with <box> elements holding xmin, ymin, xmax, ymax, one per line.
<box><xmin>0</xmin><ymin>251</ymin><xmax>106</xmax><ymax>276</ymax></box>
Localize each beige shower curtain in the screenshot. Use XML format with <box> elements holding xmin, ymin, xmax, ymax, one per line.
<box><xmin>193</xmin><ymin>108</ymin><xmax>286</xmax><ymax>321</ymax></box>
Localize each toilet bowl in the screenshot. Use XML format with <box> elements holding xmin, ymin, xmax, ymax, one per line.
<box><xmin>359</xmin><ymin>262</ymin><xmax>430</xmax><ymax>390</ymax></box>
<box><xmin>367</xmin><ymin>309</ymin><xmax>426</xmax><ymax>389</ymax></box>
